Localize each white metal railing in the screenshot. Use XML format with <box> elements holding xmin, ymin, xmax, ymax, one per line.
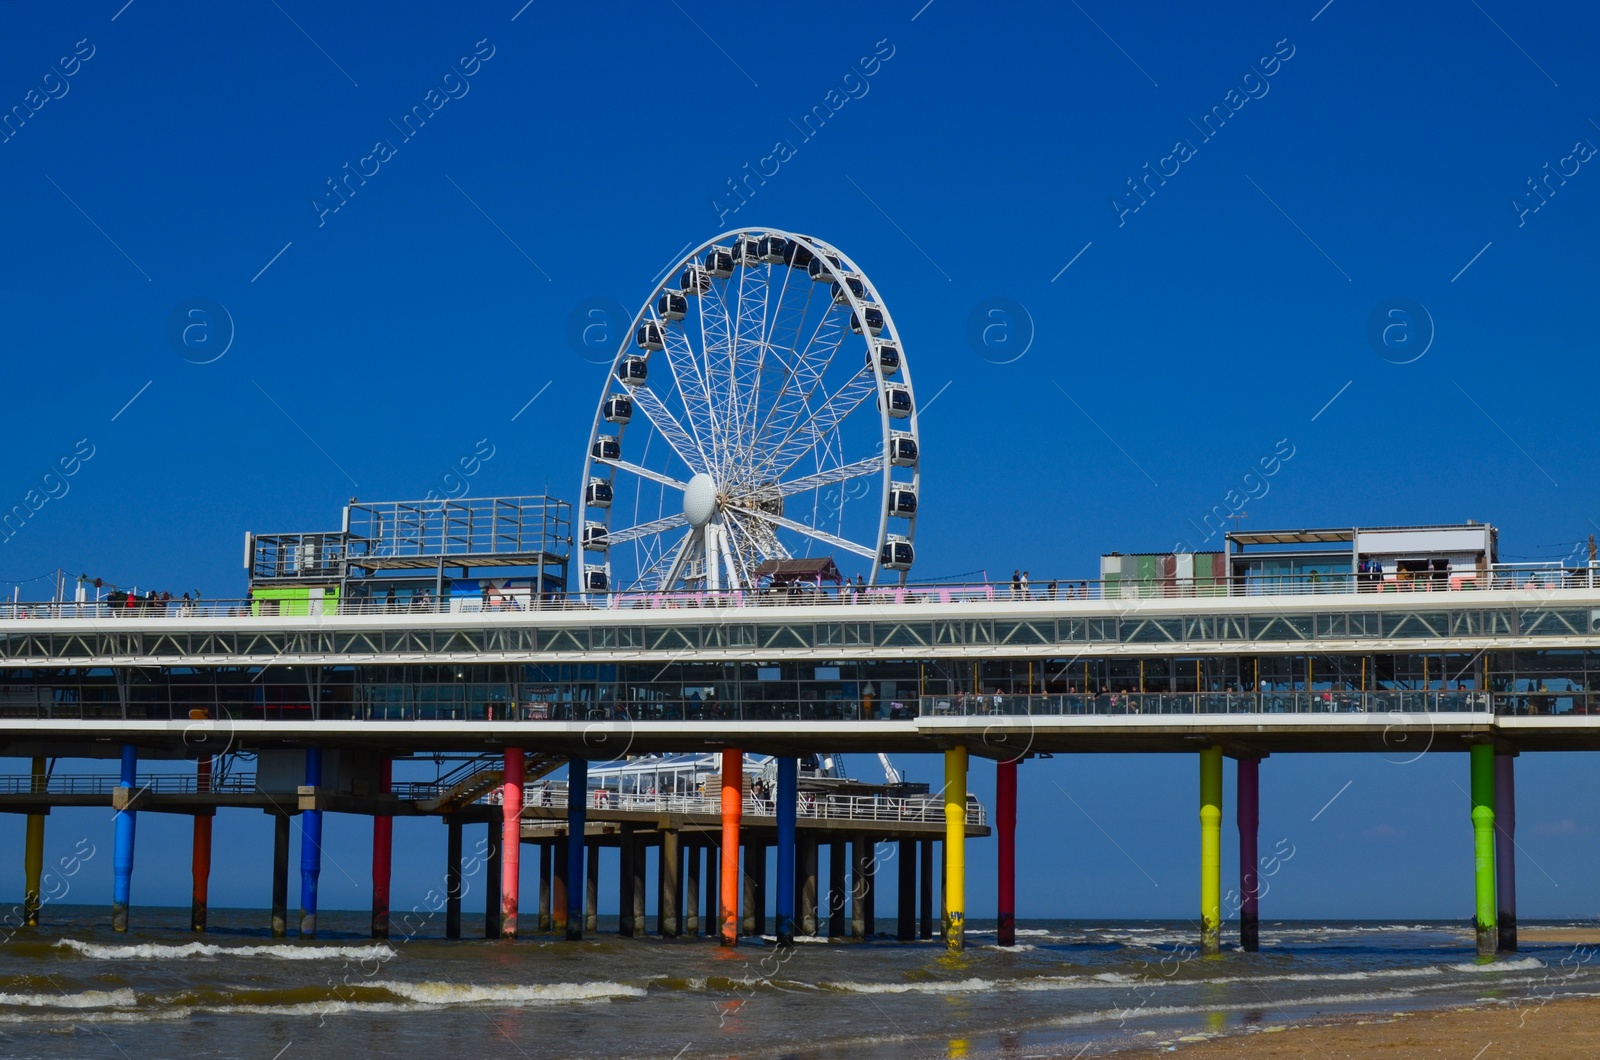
<box><xmin>486</xmin><ymin>782</ymin><xmax>985</xmax><ymax>826</ymax></box>
<box><xmin>0</xmin><ymin>773</ymin><xmax>257</xmax><ymax>795</ymax></box>
<box><xmin>919</xmin><ymin>689</ymin><xmax>1504</xmax><ymax>717</ymax></box>
<box><xmin>4</xmin><ymin>562</ymin><xmax>1596</xmax><ymax>622</ymax></box>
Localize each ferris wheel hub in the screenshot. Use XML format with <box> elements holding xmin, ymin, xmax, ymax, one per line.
<box><xmin>683</xmin><ymin>472</ymin><xmax>718</xmax><ymax>528</ymax></box>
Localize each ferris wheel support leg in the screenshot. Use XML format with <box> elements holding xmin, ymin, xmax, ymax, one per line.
<box><xmin>719</xmin><ymin>749</ymin><xmax>742</xmax><ymax>945</ymax></box>
<box><xmin>943</xmin><ymin>747</ymin><xmax>967</xmax><ymax>951</ymax></box>
<box><xmin>775</xmin><ymin>757</ymin><xmax>798</xmax><ymax>947</ymax></box>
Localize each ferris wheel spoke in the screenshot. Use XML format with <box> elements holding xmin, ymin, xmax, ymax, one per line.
<box><xmin>744</xmin><ymin>507</ymin><xmax>877</xmax><ymax>559</ymax></box>
<box><xmin>770</xmin><ymin>455</ymin><xmax>885</xmax><ymax>499</ymax></box>
<box><xmin>598</xmin><ymin>458</ymin><xmax>687</xmax><ymax>492</ymax></box>
<box><xmin>658</xmin><ymin>323</ymin><xmax>719</xmax><ymax>463</ymax></box>
<box><xmin>634</xmin><ymin>527</ymin><xmax>695</xmax><ymax>590</ymax></box>
<box><xmin>628</xmin><ymin>385</ymin><xmax>709</xmax><ymax>475</ymax></box>
<box><xmin>607</xmin><ymin>512</ymin><xmax>689</xmax><ymax>545</ymax></box>
<box><xmin>760</xmin><ymin>366</ymin><xmax>879</xmax><ymax>480</ymax></box>
<box><xmin>751</xmin><ymin>302</ymin><xmax>848</xmax><ymax>468</ymax></box>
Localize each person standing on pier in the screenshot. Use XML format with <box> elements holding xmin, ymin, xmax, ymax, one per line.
<box><xmin>1011</xmin><ymin>570</ymin><xmax>1021</xmax><ymax>599</ymax></box>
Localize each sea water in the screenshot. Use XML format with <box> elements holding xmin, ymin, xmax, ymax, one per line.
<box><xmin>1</xmin><ymin>907</ymin><xmax>1595</xmax><ymax>1057</ymax></box>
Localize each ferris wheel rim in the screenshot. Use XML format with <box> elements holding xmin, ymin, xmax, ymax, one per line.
<box><xmin>577</xmin><ymin>228</ymin><xmax>919</xmax><ymax>596</ymax></box>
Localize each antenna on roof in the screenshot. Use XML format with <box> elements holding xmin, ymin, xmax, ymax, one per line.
<box><xmin>1226</xmin><ymin>511</ymin><xmax>1249</xmax><ymax>534</ymax></box>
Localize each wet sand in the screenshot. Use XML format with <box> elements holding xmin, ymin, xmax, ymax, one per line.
<box><xmin>1110</xmin><ymin>996</ymin><xmax>1600</xmax><ymax>1058</ymax></box>
<box><xmin>1516</xmin><ymin>927</ymin><xmax>1600</xmax><ymax>945</ymax></box>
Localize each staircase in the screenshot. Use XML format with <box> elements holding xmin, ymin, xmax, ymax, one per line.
<box><xmin>416</xmin><ymin>752</ymin><xmax>564</xmax><ymax>813</ymax></box>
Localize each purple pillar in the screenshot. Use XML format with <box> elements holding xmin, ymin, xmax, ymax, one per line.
<box><xmin>1495</xmin><ymin>754</ymin><xmax>1517</xmax><ymax>952</ymax></box>
<box><xmin>1237</xmin><ymin>757</ymin><xmax>1260</xmax><ymax>952</ymax></box>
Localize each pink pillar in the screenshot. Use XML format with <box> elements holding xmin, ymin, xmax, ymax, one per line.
<box><xmin>371</xmin><ymin>757</ymin><xmax>392</xmax><ymax>939</ymax></box>
<box><xmin>996</xmin><ymin>758</ymin><xmax>1017</xmax><ymax>947</ymax></box>
<box><xmin>1237</xmin><ymin>757</ymin><xmax>1260</xmax><ymax>952</ymax></box>
<box><xmin>501</xmin><ymin>748</ymin><xmax>524</xmax><ymax>938</ymax></box>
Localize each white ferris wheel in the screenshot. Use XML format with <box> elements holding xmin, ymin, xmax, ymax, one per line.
<box><xmin>577</xmin><ymin>229</ymin><xmax>920</xmax><ymax>595</ymax></box>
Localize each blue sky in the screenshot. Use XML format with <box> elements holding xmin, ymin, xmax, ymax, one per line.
<box><xmin>2</xmin><ymin>0</ymin><xmax>1599</xmax><ymax>926</ymax></box>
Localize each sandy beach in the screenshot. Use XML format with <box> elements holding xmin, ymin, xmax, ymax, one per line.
<box><xmin>1112</xmin><ymin>996</ymin><xmax>1600</xmax><ymax>1058</ymax></box>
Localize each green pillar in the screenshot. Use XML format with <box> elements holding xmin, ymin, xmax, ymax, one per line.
<box><xmin>1199</xmin><ymin>746</ymin><xmax>1223</xmax><ymax>955</ymax></box>
<box><xmin>1470</xmin><ymin>744</ymin><xmax>1497</xmax><ymax>958</ymax></box>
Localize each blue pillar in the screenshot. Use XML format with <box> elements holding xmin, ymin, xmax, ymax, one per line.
<box><xmin>300</xmin><ymin>748</ymin><xmax>323</xmax><ymax>938</ymax></box>
<box><xmin>566</xmin><ymin>757</ymin><xmax>587</xmax><ymax>941</ymax></box>
<box><xmin>112</xmin><ymin>745</ymin><xmax>137</xmax><ymax>931</ymax></box>
<box><xmin>776</xmin><ymin>757</ymin><xmax>798</xmax><ymax>947</ymax></box>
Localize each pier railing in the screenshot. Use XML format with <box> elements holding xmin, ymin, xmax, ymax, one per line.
<box><xmin>488</xmin><ymin>782</ymin><xmax>985</xmax><ymax>827</ymax></box>
<box><xmin>0</xmin><ymin>773</ymin><xmax>258</xmax><ymax>796</ymax></box>
<box><xmin>7</xmin><ymin>561</ymin><xmax>1597</xmax><ymax>621</ymax></box>
<box><xmin>918</xmin><ymin>690</ymin><xmax>1510</xmax><ymax>717</ymax></box>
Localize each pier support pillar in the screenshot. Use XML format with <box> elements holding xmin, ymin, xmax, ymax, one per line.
<box><xmin>586</xmin><ymin>842</ymin><xmax>600</xmax><ymax>935</ymax></box>
<box><xmin>112</xmin><ymin>744</ymin><xmax>138</xmax><ymax>932</ymax></box>
<box><xmin>24</xmin><ymin>757</ymin><xmax>45</xmax><ymax>927</ymax></box>
<box><xmin>799</xmin><ymin>837</ymin><xmax>819</xmax><ymax>937</ymax></box>
<box><xmin>754</xmin><ymin>843</ymin><xmax>769</xmax><ymax>936</ymax></box>
<box><xmin>719</xmin><ymin>749</ymin><xmax>742</xmax><ymax>945</ymax></box>
<box><xmin>660</xmin><ymin>829</ymin><xmax>681</xmax><ymax>938</ymax></box>
<box><xmin>919</xmin><ymin>839</ymin><xmax>934</xmax><ymax>940</ymax></box>
<box><xmin>897</xmin><ymin>839</ymin><xmax>915</xmax><ymax>941</ymax></box>
<box><xmin>1496</xmin><ymin>753</ymin><xmax>1518</xmax><ymax>953</ymax></box>
<box><xmin>538</xmin><ymin>843</ymin><xmax>552</xmax><ymax>932</ymax></box>
<box><xmin>618</xmin><ymin>826</ymin><xmax>637</xmax><ymax>937</ymax></box>
<box><xmin>445</xmin><ymin>818</ymin><xmax>463</xmax><ymax>940</ymax></box>
<box><xmin>943</xmin><ymin>747</ymin><xmax>967</xmax><ymax>950</ymax></box>
<box><xmin>552</xmin><ymin>838</ymin><xmax>569</xmax><ymax>935</ymax></box>
<box><xmin>300</xmin><ymin>748</ymin><xmax>323</xmax><ymax>939</ymax></box>
<box><xmin>1470</xmin><ymin>744</ymin><xmax>1498</xmax><ymax>958</ymax></box>
<box><xmin>483</xmin><ymin>823</ymin><xmax>501</xmax><ymax>939</ymax></box>
<box><xmin>631</xmin><ymin>837</ymin><xmax>648</xmax><ymax>937</ymax></box>
<box><xmin>566</xmin><ymin>757</ymin><xmax>588</xmax><ymax>941</ymax></box>
<box><xmin>704</xmin><ymin>841</ymin><xmax>718</xmax><ymax>938</ymax></box>
<box><xmin>1237</xmin><ymin>756</ymin><xmax>1261</xmax><ymax>953</ymax></box>
<box><xmin>372</xmin><ymin>757</ymin><xmax>392</xmax><ymax>939</ymax></box>
<box><xmin>853</xmin><ymin>837</ymin><xmax>875</xmax><ymax>939</ymax></box>
<box><xmin>776</xmin><ymin>757</ymin><xmax>798</xmax><ymax>946</ymax></box>
<box><xmin>828</xmin><ymin>841</ymin><xmax>846</xmax><ymax>938</ymax></box>
<box><xmin>270</xmin><ymin>811</ymin><xmax>290</xmax><ymax>938</ymax></box>
<box><xmin>742</xmin><ymin>843</ymin><xmax>759</xmax><ymax>937</ymax></box>
<box><xmin>997</xmin><ymin>757</ymin><xmax>1017</xmax><ymax>947</ymax></box>
<box><xmin>685</xmin><ymin>840</ymin><xmax>701</xmax><ymax>937</ymax></box>
<box><xmin>500</xmin><ymin>748</ymin><xmax>524</xmax><ymax>939</ymax></box>
<box><xmin>1199</xmin><ymin>746</ymin><xmax>1223</xmax><ymax>955</ymax></box>
<box><xmin>190</xmin><ymin>757</ymin><xmax>212</xmax><ymax>932</ymax></box>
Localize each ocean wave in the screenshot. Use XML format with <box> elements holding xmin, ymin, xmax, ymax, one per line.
<box><xmin>828</xmin><ymin>977</ymin><xmax>994</xmax><ymax>995</ymax></box>
<box><xmin>55</xmin><ymin>940</ymin><xmax>398</xmax><ymax>962</ymax></box>
<box><xmin>371</xmin><ymin>980</ymin><xmax>645</xmax><ymax>1006</ymax></box>
<box><xmin>0</xmin><ymin>988</ymin><xmax>137</xmax><ymax>1009</ymax></box>
<box><xmin>1448</xmin><ymin>956</ymin><xmax>1546</xmax><ymax>973</ymax></box>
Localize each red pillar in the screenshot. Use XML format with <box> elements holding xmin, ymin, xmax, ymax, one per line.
<box><xmin>190</xmin><ymin>757</ymin><xmax>212</xmax><ymax>932</ymax></box>
<box><xmin>372</xmin><ymin>756</ymin><xmax>392</xmax><ymax>939</ymax></box>
<box><xmin>501</xmin><ymin>748</ymin><xmax>524</xmax><ymax>938</ymax></box>
<box><xmin>996</xmin><ymin>758</ymin><xmax>1017</xmax><ymax>947</ymax></box>
<box><xmin>720</xmin><ymin>749</ymin><xmax>742</xmax><ymax>945</ymax></box>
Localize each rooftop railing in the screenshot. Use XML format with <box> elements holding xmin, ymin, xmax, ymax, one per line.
<box><xmin>7</xmin><ymin>562</ymin><xmax>1598</xmax><ymax>622</ymax></box>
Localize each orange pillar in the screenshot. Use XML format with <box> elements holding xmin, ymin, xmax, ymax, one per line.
<box><xmin>720</xmin><ymin>749</ymin><xmax>742</xmax><ymax>945</ymax></box>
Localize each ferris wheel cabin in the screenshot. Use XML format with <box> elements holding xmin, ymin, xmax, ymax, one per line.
<box><xmin>831</xmin><ymin>276</ymin><xmax>867</xmax><ymax>305</ymax></box>
<box><xmin>888</xmin><ymin>432</ymin><xmax>918</xmax><ymax>466</ymax></box>
<box><xmin>602</xmin><ymin>395</ymin><xmax>632</xmax><ymax>424</ymax></box>
<box><xmin>888</xmin><ymin>487</ymin><xmax>918</xmax><ymax>518</ymax></box>
<box><xmin>591</xmin><ymin>436</ymin><xmax>620</xmax><ymax>461</ymax></box>
<box><xmin>851</xmin><ymin>307</ymin><xmax>885</xmax><ymax>336</ymax></box>
<box><xmin>871</xmin><ymin>342</ymin><xmax>901</xmax><ymax>375</ymax></box>
<box><xmin>881</xmin><ymin>385</ymin><xmax>913</xmax><ymax>418</ymax></box>
<box><xmin>656</xmin><ymin>292</ymin><xmax>686</xmax><ymax>320</ymax></box>
<box><xmin>880</xmin><ymin>534</ymin><xmax>915</xmax><ymax>571</ymax></box>
<box><xmin>584</xmin><ymin>478</ymin><xmax>613</xmax><ymax>508</ymax></box>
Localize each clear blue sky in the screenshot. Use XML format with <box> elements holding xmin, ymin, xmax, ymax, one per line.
<box><xmin>2</xmin><ymin>1</ymin><xmax>1599</xmax><ymax>925</ymax></box>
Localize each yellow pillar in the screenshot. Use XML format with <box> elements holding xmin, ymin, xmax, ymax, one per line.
<box><xmin>23</xmin><ymin>757</ymin><xmax>45</xmax><ymax>925</ymax></box>
<box><xmin>943</xmin><ymin>747</ymin><xmax>967</xmax><ymax>950</ymax></box>
<box><xmin>1199</xmin><ymin>746</ymin><xmax>1223</xmax><ymax>954</ymax></box>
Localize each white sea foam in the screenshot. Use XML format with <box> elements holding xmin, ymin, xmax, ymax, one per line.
<box><xmin>371</xmin><ymin>980</ymin><xmax>646</xmax><ymax>1005</ymax></box>
<box><xmin>55</xmin><ymin>939</ymin><xmax>398</xmax><ymax>962</ymax></box>
<box><xmin>829</xmin><ymin>977</ymin><xmax>994</xmax><ymax>995</ymax></box>
<box><xmin>1448</xmin><ymin>956</ymin><xmax>1545</xmax><ymax>973</ymax></box>
<box><xmin>0</xmin><ymin>989</ymin><xmax>138</xmax><ymax>1009</ymax></box>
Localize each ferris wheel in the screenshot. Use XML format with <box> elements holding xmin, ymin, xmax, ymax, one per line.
<box><xmin>577</xmin><ymin>229</ymin><xmax>920</xmax><ymax>595</ymax></box>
